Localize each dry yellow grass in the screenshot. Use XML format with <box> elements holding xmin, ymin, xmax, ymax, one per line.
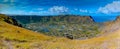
<box><xmin>0</xmin><ymin>21</ymin><xmax>120</xmax><ymax>49</ymax></box>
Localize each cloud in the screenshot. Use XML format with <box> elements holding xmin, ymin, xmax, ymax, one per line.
<box><xmin>98</xmin><ymin>1</ymin><xmax>120</xmax><ymax>14</ymax></box>
<box><xmin>48</xmin><ymin>6</ymin><xmax>69</xmax><ymax>14</ymax></box>
<box><xmin>79</xmin><ymin>9</ymin><xmax>88</xmax><ymax>13</ymax></box>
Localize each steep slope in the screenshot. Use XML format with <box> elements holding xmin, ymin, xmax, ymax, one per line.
<box><xmin>0</xmin><ymin>15</ymin><xmax>52</xmax><ymax>49</ymax></box>
<box><xmin>0</xmin><ymin>14</ymin><xmax>22</xmax><ymax>27</ymax></box>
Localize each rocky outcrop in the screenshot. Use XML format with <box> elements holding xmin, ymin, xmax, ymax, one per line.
<box><xmin>0</xmin><ymin>14</ymin><xmax>22</xmax><ymax>27</ymax></box>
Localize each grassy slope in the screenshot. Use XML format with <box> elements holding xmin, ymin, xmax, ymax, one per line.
<box><xmin>0</xmin><ymin>16</ymin><xmax>120</xmax><ymax>49</ymax></box>
<box><xmin>0</xmin><ymin>21</ymin><xmax>52</xmax><ymax>49</ymax></box>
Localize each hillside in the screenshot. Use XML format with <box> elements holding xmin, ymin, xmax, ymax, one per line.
<box><xmin>0</xmin><ymin>14</ymin><xmax>22</xmax><ymax>27</ymax></box>
<box><xmin>101</xmin><ymin>16</ymin><xmax>120</xmax><ymax>34</ymax></box>
<box><xmin>0</xmin><ymin>14</ymin><xmax>120</xmax><ymax>49</ymax></box>
<box><xmin>10</xmin><ymin>15</ymin><xmax>100</xmax><ymax>39</ymax></box>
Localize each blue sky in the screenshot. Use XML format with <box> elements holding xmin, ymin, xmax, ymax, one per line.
<box><xmin>0</xmin><ymin>0</ymin><xmax>120</xmax><ymax>22</ymax></box>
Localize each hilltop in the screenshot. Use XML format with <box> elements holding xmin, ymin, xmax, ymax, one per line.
<box><xmin>0</xmin><ymin>14</ymin><xmax>120</xmax><ymax>49</ymax></box>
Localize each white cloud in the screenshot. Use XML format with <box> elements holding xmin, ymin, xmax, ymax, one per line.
<box><xmin>98</xmin><ymin>1</ymin><xmax>120</xmax><ymax>14</ymax></box>
<box><xmin>48</xmin><ymin>6</ymin><xmax>69</xmax><ymax>14</ymax></box>
<box><xmin>79</xmin><ymin>9</ymin><xmax>88</xmax><ymax>13</ymax></box>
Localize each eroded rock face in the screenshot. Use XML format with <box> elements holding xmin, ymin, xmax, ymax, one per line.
<box><xmin>0</xmin><ymin>14</ymin><xmax>22</xmax><ymax>27</ymax></box>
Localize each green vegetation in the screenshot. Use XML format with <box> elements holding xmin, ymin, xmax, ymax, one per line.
<box><xmin>23</xmin><ymin>15</ymin><xmax>100</xmax><ymax>39</ymax></box>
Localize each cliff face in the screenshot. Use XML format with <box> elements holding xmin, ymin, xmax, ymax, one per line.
<box><xmin>0</xmin><ymin>14</ymin><xmax>22</xmax><ymax>27</ymax></box>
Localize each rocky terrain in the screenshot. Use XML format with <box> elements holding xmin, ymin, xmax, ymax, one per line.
<box><xmin>10</xmin><ymin>15</ymin><xmax>100</xmax><ymax>39</ymax></box>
